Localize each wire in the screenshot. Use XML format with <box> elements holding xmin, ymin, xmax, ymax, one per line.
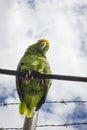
<box><xmin>1</xmin><ymin>100</ymin><xmax>87</xmax><ymax>107</ymax></box>
<box><xmin>0</xmin><ymin>68</ymin><xmax>87</xmax><ymax>82</ymax></box>
<box><xmin>37</xmin><ymin>122</ymin><xmax>87</xmax><ymax>127</ymax></box>
<box><xmin>0</xmin><ymin>122</ymin><xmax>87</xmax><ymax>129</ymax></box>
<box><xmin>0</xmin><ymin>69</ymin><xmax>25</xmax><ymax>77</ymax></box>
<box><xmin>0</xmin><ymin>128</ymin><xmax>22</xmax><ymax>130</ymax></box>
<box><xmin>46</xmin><ymin>100</ymin><xmax>87</xmax><ymax>104</ymax></box>
<box><xmin>0</xmin><ymin>103</ymin><xmax>19</xmax><ymax>107</ymax></box>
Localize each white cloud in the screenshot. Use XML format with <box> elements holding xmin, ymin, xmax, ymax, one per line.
<box><xmin>0</xmin><ymin>0</ymin><xmax>87</xmax><ymax>130</ymax></box>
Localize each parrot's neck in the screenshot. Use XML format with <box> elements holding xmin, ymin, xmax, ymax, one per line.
<box><xmin>25</xmin><ymin>44</ymin><xmax>48</xmax><ymax>58</ymax></box>
<box><xmin>25</xmin><ymin>49</ymin><xmax>46</xmax><ymax>58</ymax></box>
<box><xmin>38</xmin><ymin>51</ymin><xmax>46</xmax><ymax>58</ymax></box>
<box><xmin>32</xmin><ymin>52</ymin><xmax>46</xmax><ymax>58</ymax></box>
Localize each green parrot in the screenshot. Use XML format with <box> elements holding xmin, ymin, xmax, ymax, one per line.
<box><xmin>16</xmin><ymin>39</ymin><xmax>52</xmax><ymax>118</ymax></box>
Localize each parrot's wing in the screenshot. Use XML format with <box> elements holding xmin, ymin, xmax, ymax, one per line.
<box><xmin>35</xmin><ymin>79</ymin><xmax>49</xmax><ymax>111</ymax></box>
<box><xmin>16</xmin><ymin>76</ymin><xmax>24</xmax><ymax>101</ymax></box>
<box><xmin>35</xmin><ymin>59</ymin><xmax>52</xmax><ymax>110</ymax></box>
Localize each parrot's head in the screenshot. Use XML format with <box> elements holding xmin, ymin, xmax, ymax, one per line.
<box><xmin>37</xmin><ymin>39</ymin><xmax>50</xmax><ymax>53</ymax></box>
<box><xmin>36</xmin><ymin>39</ymin><xmax>50</xmax><ymax>57</ymax></box>
<box><xmin>26</xmin><ymin>39</ymin><xmax>50</xmax><ymax>57</ymax></box>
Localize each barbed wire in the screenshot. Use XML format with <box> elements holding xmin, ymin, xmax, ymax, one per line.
<box><xmin>46</xmin><ymin>100</ymin><xmax>87</xmax><ymax>104</ymax></box>
<box><xmin>37</xmin><ymin>122</ymin><xmax>87</xmax><ymax>127</ymax></box>
<box><xmin>0</xmin><ymin>103</ymin><xmax>19</xmax><ymax>107</ymax></box>
<box><xmin>0</xmin><ymin>128</ymin><xmax>22</xmax><ymax>130</ymax></box>
<box><xmin>0</xmin><ymin>100</ymin><xmax>87</xmax><ymax>107</ymax></box>
<box><xmin>0</xmin><ymin>122</ymin><xmax>87</xmax><ymax>129</ymax></box>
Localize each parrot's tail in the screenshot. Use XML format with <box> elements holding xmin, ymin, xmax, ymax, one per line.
<box><xmin>19</xmin><ymin>101</ymin><xmax>33</xmax><ymax>118</ymax></box>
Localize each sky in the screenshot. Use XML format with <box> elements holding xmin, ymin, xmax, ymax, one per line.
<box><xmin>0</xmin><ymin>0</ymin><xmax>87</xmax><ymax>129</ymax></box>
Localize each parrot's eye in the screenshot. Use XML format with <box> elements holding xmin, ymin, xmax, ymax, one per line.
<box><xmin>39</xmin><ymin>42</ymin><xmax>46</xmax><ymax>50</ymax></box>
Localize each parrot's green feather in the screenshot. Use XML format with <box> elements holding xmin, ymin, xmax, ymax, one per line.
<box><xmin>19</xmin><ymin>101</ymin><xmax>27</xmax><ymax>114</ymax></box>
<box><xmin>19</xmin><ymin>101</ymin><xmax>33</xmax><ymax>117</ymax></box>
<box><xmin>16</xmin><ymin>39</ymin><xmax>52</xmax><ymax>118</ymax></box>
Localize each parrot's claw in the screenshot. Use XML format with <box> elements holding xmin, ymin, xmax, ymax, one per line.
<box><xmin>26</xmin><ymin>70</ymin><xmax>34</xmax><ymax>79</ymax></box>
<box><xmin>40</xmin><ymin>79</ymin><xmax>45</xmax><ymax>86</ymax></box>
<box><xmin>25</xmin><ymin>70</ymin><xmax>34</xmax><ymax>84</ymax></box>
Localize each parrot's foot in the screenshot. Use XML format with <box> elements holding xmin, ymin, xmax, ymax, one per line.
<box><xmin>25</xmin><ymin>70</ymin><xmax>33</xmax><ymax>84</ymax></box>
<box><xmin>40</xmin><ymin>79</ymin><xmax>45</xmax><ymax>86</ymax></box>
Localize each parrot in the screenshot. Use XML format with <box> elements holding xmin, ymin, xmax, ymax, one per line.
<box><xmin>16</xmin><ymin>39</ymin><xmax>52</xmax><ymax>119</ymax></box>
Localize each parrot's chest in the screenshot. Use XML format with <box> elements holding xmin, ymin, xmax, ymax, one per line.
<box><xmin>22</xmin><ymin>78</ymin><xmax>44</xmax><ymax>94</ymax></box>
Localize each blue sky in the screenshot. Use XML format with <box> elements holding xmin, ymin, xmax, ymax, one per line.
<box><xmin>0</xmin><ymin>0</ymin><xmax>87</xmax><ymax>129</ymax></box>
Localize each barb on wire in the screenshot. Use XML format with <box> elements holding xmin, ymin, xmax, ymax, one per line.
<box><xmin>0</xmin><ymin>122</ymin><xmax>87</xmax><ymax>129</ymax></box>
<box><xmin>1</xmin><ymin>100</ymin><xmax>87</xmax><ymax>107</ymax></box>
<box><xmin>0</xmin><ymin>68</ymin><xmax>87</xmax><ymax>82</ymax></box>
